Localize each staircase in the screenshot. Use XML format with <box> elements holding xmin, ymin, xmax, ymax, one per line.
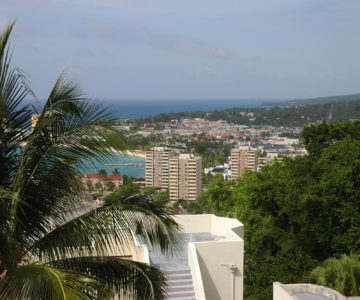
<box><xmin>165</xmin><ymin>269</ymin><xmax>196</xmax><ymax>300</ymax></box>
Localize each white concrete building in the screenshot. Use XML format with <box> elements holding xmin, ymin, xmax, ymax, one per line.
<box><xmin>114</xmin><ymin>214</ymin><xmax>244</xmax><ymax>300</ymax></box>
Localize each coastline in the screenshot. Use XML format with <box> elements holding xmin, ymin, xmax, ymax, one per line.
<box><xmin>110</xmin><ymin>149</ymin><xmax>146</xmax><ymax>158</ymax></box>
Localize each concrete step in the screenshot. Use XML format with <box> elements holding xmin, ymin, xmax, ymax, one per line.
<box><xmin>167</xmin><ymin>274</ymin><xmax>192</xmax><ymax>281</ymax></box>
<box><xmin>165</xmin><ymin>268</ymin><xmax>196</xmax><ymax>299</ymax></box>
<box><xmin>168</xmin><ymin>284</ymin><xmax>195</xmax><ymax>293</ymax></box>
<box><xmin>167</xmin><ymin>291</ymin><xmax>196</xmax><ymax>299</ymax></box>
<box><xmin>165</xmin><ymin>269</ymin><xmax>191</xmax><ymax>275</ymax></box>
<box><xmin>168</xmin><ymin>279</ymin><xmax>194</xmax><ymax>286</ymax></box>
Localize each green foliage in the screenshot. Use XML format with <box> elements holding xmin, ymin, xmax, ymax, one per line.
<box><xmin>309</xmin><ymin>254</ymin><xmax>360</xmax><ymax>296</ymax></box>
<box><xmin>205</xmin><ymin>174</ymin><xmax>234</xmax><ymax>217</ymax></box>
<box><xmin>302</xmin><ymin>120</ymin><xmax>360</xmax><ymax>157</ymax></box>
<box><xmin>207</xmin><ymin>121</ymin><xmax>360</xmax><ymax>299</ymax></box>
<box><xmin>112</xmin><ymin>168</ymin><xmax>120</xmax><ymax>176</ymax></box>
<box><xmin>86</xmin><ymin>181</ymin><xmax>93</xmax><ymax>192</ymax></box>
<box><xmin>94</xmin><ymin>181</ymin><xmax>102</xmax><ymax>191</ymax></box>
<box><xmin>173</xmin><ymin>200</ymin><xmax>205</xmax><ymax>214</ymax></box>
<box><xmin>154</xmin><ymin>189</ymin><xmax>170</xmax><ymax>204</ymax></box>
<box><xmin>125</xmin><ymin>133</ymin><xmax>162</xmax><ymax>150</ymax></box>
<box><xmin>105</xmin><ymin>181</ymin><xmax>115</xmax><ymax>191</ymax></box>
<box><xmin>136</xmin><ymin>97</ymin><xmax>360</xmax><ymax>127</ymax></box>
<box><xmin>91</xmin><ymin>192</ymin><xmax>102</xmax><ymax>200</ymax></box>
<box><xmin>105</xmin><ymin>183</ymin><xmax>140</xmax><ymax>204</ymax></box>
<box><xmin>97</xmin><ymin>169</ymin><xmax>107</xmax><ymax>178</ymax></box>
<box><xmin>187</xmin><ymin>139</ymin><xmax>232</xmax><ymax>168</ymax></box>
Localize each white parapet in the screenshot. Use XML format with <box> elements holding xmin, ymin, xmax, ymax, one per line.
<box><xmin>174</xmin><ymin>214</ymin><xmax>244</xmax><ymax>300</ymax></box>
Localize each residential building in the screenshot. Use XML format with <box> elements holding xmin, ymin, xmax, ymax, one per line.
<box><xmin>80</xmin><ymin>173</ymin><xmax>123</xmax><ymax>191</ymax></box>
<box><xmin>169</xmin><ymin>154</ymin><xmax>202</xmax><ymax>201</ymax></box>
<box><xmin>231</xmin><ymin>145</ymin><xmax>258</xmax><ymax>179</ymax></box>
<box><xmin>145</xmin><ymin>147</ymin><xmax>174</xmax><ymax>190</ymax></box>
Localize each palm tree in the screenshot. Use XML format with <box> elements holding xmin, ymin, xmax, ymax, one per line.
<box><xmin>98</xmin><ymin>169</ymin><xmax>108</xmax><ymax>179</ymax></box>
<box><xmin>0</xmin><ymin>23</ymin><xmax>179</xmax><ymax>299</ymax></box>
<box><xmin>309</xmin><ymin>254</ymin><xmax>360</xmax><ymax>296</ymax></box>
<box><xmin>112</xmin><ymin>168</ymin><xmax>120</xmax><ymax>176</ymax></box>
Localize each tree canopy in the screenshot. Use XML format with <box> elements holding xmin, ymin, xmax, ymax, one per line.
<box><xmin>207</xmin><ymin>121</ymin><xmax>360</xmax><ymax>299</ymax></box>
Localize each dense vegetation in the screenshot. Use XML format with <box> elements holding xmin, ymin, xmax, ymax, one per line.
<box><xmin>205</xmin><ymin>121</ymin><xmax>360</xmax><ymax>299</ymax></box>
<box><xmin>262</xmin><ymin>93</ymin><xmax>360</xmax><ymax>107</ymax></box>
<box><xmin>135</xmin><ymin>100</ymin><xmax>360</xmax><ymax>126</ymax></box>
<box><xmin>309</xmin><ymin>254</ymin><xmax>360</xmax><ymax>297</ymax></box>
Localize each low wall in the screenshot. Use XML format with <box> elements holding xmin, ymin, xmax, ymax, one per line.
<box><xmin>174</xmin><ymin>214</ymin><xmax>212</xmax><ymax>233</ymax></box>
<box><xmin>174</xmin><ymin>214</ymin><xmax>244</xmax><ymax>300</ymax></box>
<box><xmin>196</xmin><ymin>240</ymin><xmax>244</xmax><ymax>300</ymax></box>
<box><xmin>273</xmin><ymin>282</ymin><xmax>348</xmax><ymax>300</ymax></box>
<box><xmin>188</xmin><ymin>243</ymin><xmax>207</xmax><ymax>300</ymax></box>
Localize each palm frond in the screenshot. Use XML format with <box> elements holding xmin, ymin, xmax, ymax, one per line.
<box><xmin>51</xmin><ymin>256</ymin><xmax>168</xmax><ymax>300</ymax></box>
<box><xmin>9</xmin><ymin>75</ymin><xmax>128</xmax><ymax>256</ymax></box>
<box><xmin>25</xmin><ymin>193</ymin><xmax>180</xmax><ymax>264</ymax></box>
<box><xmin>0</xmin><ymin>22</ymin><xmax>32</xmax><ymax>187</ymax></box>
<box><xmin>0</xmin><ymin>264</ymin><xmax>102</xmax><ymax>300</ymax></box>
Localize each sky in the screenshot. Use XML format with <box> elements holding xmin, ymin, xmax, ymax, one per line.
<box><xmin>1</xmin><ymin>0</ymin><xmax>360</xmax><ymax>101</ymax></box>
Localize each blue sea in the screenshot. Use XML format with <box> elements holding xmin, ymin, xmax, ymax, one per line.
<box><xmin>101</xmin><ymin>99</ymin><xmax>274</xmax><ymax>119</ymax></box>
<box><xmin>83</xmin><ymin>153</ymin><xmax>145</xmax><ymax>178</ymax></box>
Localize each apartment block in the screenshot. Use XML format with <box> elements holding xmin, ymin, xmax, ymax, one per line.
<box><xmin>169</xmin><ymin>154</ymin><xmax>202</xmax><ymax>201</ymax></box>
<box><xmin>145</xmin><ymin>147</ymin><xmax>174</xmax><ymax>190</ymax></box>
<box><xmin>231</xmin><ymin>145</ymin><xmax>258</xmax><ymax>179</ymax></box>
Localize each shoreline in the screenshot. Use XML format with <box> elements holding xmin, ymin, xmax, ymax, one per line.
<box><xmin>110</xmin><ymin>149</ymin><xmax>146</xmax><ymax>158</ymax></box>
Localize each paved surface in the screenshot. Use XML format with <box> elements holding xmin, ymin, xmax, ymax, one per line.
<box><xmin>149</xmin><ymin>232</ymin><xmax>225</xmax><ymax>270</ymax></box>
<box><xmin>295</xmin><ymin>293</ymin><xmax>332</xmax><ymax>300</ymax></box>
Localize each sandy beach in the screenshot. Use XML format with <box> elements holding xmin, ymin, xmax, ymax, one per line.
<box><xmin>110</xmin><ymin>148</ymin><xmax>146</xmax><ymax>158</ymax></box>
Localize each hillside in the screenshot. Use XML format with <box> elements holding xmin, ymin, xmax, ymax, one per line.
<box><xmin>262</xmin><ymin>93</ymin><xmax>360</xmax><ymax>107</ymax></box>
<box><xmin>135</xmin><ymin>99</ymin><xmax>360</xmax><ymax>127</ymax></box>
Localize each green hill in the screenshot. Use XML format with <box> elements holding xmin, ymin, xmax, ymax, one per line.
<box><xmin>134</xmin><ymin>99</ymin><xmax>360</xmax><ymax>127</ymax></box>
<box><xmin>262</xmin><ymin>93</ymin><xmax>360</xmax><ymax>107</ymax></box>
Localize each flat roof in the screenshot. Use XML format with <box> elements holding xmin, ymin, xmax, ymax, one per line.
<box><xmin>149</xmin><ymin>232</ymin><xmax>225</xmax><ymax>271</ymax></box>
<box><xmin>295</xmin><ymin>293</ymin><xmax>332</xmax><ymax>300</ymax></box>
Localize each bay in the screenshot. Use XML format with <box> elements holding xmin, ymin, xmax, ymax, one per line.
<box><xmin>83</xmin><ymin>153</ymin><xmax>145</xmax><ymax>178</ymax></box>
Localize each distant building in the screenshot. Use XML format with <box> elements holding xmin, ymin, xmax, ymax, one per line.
<box><xmin>257</xmin><ymin>151</ymin><xmax>280</xmax><ymax>171</ymax></box>
<box><xmin>31</xmin><ymin>114</ymin><xmax>39</xmax><ymax>131</ymax></box>
<box><xmin>80</xmin><ymin>173</ymin><xmax>123</xmax><ymax>191</ymax></box>
<box><xmin>231</xmin><ymin>145</ymin><xmax>258</xmax><ymax>179</ymax></box>
<box><xmin>169</xmin><ymin>154</ymin><xmax>202</xmax><ymax>201</ymax></box>
<box><xmin>145</xmin><ymin>147</ymin><xmax>174</xmax><ymax>190</ymax></box>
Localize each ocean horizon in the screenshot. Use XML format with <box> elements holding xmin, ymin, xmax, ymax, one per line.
<box><xmin>26</xmin><ymin>98</ymin><xmax>286</xmax><ymax>119</ymax></box>
<box><xmin>105</xmin><ymin>99</ymin><xmax>279</xmax><ymax>119</ymax></box>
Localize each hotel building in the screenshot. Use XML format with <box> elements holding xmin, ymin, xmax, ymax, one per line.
<box><xmin>169</xmin><ymin>154</ymin><xmax>202</xmax><ymax>201</ymax></box>
<box><xmin>145</xmin><ymin>147</ymin><xmax>174</xmax><ymax>190</ymax></box>
<box><xmin>231</xmin><ymin>145</ymin><xmax>258</xmax><ymax>179</ymax></box>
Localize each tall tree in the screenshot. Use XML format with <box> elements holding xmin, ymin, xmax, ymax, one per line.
<box><xmin>112</xmin><ymin>168</ymin><xmax>120</xmax><ymax>176</ymax></box>
<box><xmin>309</xmin><ymin>254</ymin><xmax>360</xmax><ymax>296</ymax></box>
<box><xmin>0</xmin><ymin>24</ymin><xmax>179</xmax><ymax>299</ymax></box>
<box><xmin>97</xmin><ymin>169</ymin><xmax>107</xmax><ymax>179</ymax></box>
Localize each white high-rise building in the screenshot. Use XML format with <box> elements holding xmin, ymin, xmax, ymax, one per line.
<box><xmin>231</xmin><ymin>145</ymin><xmax>258</xmax><ymax>179</ymax></box>
<box><xmin>169</xmin><ymin>154</ymin><xmax>202</xmax><ymax>201</ymax></box>
<box><xmin>145</xmin><ymin>147</ymin><xmax>174</xmax><ymax>190</ymax></box>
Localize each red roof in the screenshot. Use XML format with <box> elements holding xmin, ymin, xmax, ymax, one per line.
<box><xmin>86</xmin><ymin>173</ymin><xmax>123</xmax><ymax>180</ymax></box>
